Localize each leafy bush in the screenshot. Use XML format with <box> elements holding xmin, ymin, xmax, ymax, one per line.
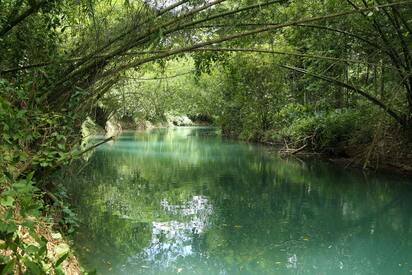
<box><xmin>281</xmin><ymin>108</ymin><xmax>368</xmax><ymax>155</ymax></box>
<box><xmin>0</xmin><ymin>80</ymin><xmax>80</xmax><ymax>274</ymax></box>
<box><xmin>0</xmin><ymin>173</ymin><xmax>73</xmax><ymax>274</ymax></box>
<box><xmin>273</xmin><ymin>103</ymin><xmax>309</xmax><ymax>128</ymax></box>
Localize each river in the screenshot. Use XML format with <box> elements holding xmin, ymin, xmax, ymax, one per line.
<box><xmin>60</xmin><ymin>127</ymin><xmax>412</xmax><ymax>274</ymax></box>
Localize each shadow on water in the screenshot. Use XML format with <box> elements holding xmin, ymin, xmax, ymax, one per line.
<box><xmin>56</xmin><ymin>127</ymin><xmax>412</xmax><ymax>275</ymax></box>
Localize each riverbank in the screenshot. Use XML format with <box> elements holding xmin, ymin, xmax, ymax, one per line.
<box><xmin>0</xmin><ymin>203</ymin><xmax>81</xmax><ymax>274</ymax></box>
<box><xmin>92</xmin><ymin>115</ymin><xmax>412</xmax><ymax>177</ymax></box>
<box><xmin>260</xmin><ymin>139</ymin><xmax>412</xmax><ymax>177</ymax></box>
<box><xmin>219</xmin><ymin>105</ymin><xmax>412</xmax><ymax>177</ymax></box>
<box><xmin>326</xmin><ymin>157</ymin><xmax>412</xmax><ymax>176</ymax></box>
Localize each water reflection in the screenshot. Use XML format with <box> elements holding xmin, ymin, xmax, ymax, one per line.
<box><xmin>57</xmin><ymin>127</ymin><xmax>412</xmax><ymax>275</ymax></box>
<box><xmin>129</xmin><ymin>196</ymin><xmax>212</xmax><ymax>270</ymax></box>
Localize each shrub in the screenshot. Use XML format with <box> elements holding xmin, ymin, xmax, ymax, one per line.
<box><xmin>280</xmin><ymin>108</ymin><xmax>369</xmax><ymax>155</ymax></box>
<box><xmin>273</xmin><ymin>103</ymin><xmax>309</xmax><ymax>128</ymax></box>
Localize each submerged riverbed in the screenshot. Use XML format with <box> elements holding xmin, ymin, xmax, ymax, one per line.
<box><xmin>60</xmin><ymin>127</ymin><xmax>412</xmax><ymax>274</ymax></box>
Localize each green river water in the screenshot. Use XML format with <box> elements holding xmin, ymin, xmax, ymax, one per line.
<box><xmin>61</xmin><ymin>127</ymin><xmax>412</xmax><ymax>274</ymax></box>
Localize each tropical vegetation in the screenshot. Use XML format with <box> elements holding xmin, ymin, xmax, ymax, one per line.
<box><xmin>1</xmin><ymin>0</ymin><xmax>411</xmax><ymax>273</ymax></box>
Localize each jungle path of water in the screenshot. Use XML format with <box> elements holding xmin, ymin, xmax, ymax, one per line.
<box><xmin>60</xmin><ymin>127</ymin><xmax>412</xmax><ymax>275</ymax></box>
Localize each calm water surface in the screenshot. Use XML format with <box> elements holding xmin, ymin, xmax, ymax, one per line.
<box><xmin>61</xmin><ymin>127</ymin><xmax>412</xmax><ymax>274</ymax></box>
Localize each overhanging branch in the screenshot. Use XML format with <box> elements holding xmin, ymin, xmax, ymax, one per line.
<box><xmin>281</xmin><ymin>64</ymin><xmax>405</xmax><ymax>126</ymax></box>
<box><xmin>102</xmin><ymin>0</ymin><xmax>412</xmax><ymax>77</ymax></box>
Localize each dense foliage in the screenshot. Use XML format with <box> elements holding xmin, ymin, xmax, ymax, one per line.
<box><xmin>1</xmin><ymin>0</ymin><xmax>411</xmax><ymax>273</ymax></box>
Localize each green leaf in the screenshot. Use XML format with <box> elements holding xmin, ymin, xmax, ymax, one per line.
<box><xmin>0</xmin><ymin>222</ymin><xmax>17</xmax><ymax>234</ymax></box>
<box><xmin>37</xmin><ymin>243</ymin><xmax>47</xmax><ymax>257</ymax></box>
<box><xmin>0</xmin><ymin>259</ymin><xmax>15</xmax><ymax>275</ymax></box>
<box><xmin>26</xmin><ymin>171</ymin><xmax>35</xmax><ymax>182</ymax></box>
<box><xmin>0</xmin><ymin>196</ymin><xmax>14</xmax><ymax>207</ymax></box>
<box><xmin>55</xmin><ymin>252</ymin><xmax>69</xmax><ymax>267</ymax></box>
<box><xmin>3</xmin><ymin>172</ymin><xmax>13</xmax><ymax>180</ymax></box>
<box><xmin>0</xmin><ymin>255</ymin><xmax>10</xmax><ymax>264</ymax></box>
<box><xmin>25</xmin><ymin>245</ymin><xmax>39</xmax><ymax>255</ymax></box>
<box><xmin>55</xmin><ymin>266</ymin><xmax>65</xmax><ymax>275</ymax></box>
<box><xmin>24</xmin><ymin>260</ymin><xmax>44</xmax><ymax>275</ymax></box>
<box><xmin>85</xmin><ymin>269</ymin><xmax>97</xmax><ymax>275</ymax></box>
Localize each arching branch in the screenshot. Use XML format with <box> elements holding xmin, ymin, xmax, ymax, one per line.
<box><xmin>122</xmin><ymin>71</ymin><xmax>194</xmax><ymax>81</ymax></box>
<box><xmin>281</xmin><ymin>64</ymin><xmax>405</xmax><ymax>126</ymax></box>
<box><xmin>187</xmin><ymin>47</ymin><xmax>408</xmax><ymax>73</ymax></box>
<box><xmin>0</xmin><ymin>0</ymin><xmax>48</xmax><ymax>37</ymax></box>
<box><xmin>102</xmin><ymin>1</ymin><xmax>412</xmax><ymax>77</ymax></box>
